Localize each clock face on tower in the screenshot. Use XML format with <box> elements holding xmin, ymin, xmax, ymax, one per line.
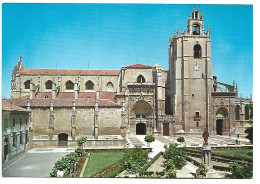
<box><xmin>193</xmin><ymin>63</ymin><xmax>199</xmax><ymax>71</ymax></box>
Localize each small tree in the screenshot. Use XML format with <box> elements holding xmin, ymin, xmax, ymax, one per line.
<box><xmin>177</xmin><ymin>136</ymin><xmax>185</xmax><ymax>143</ymax></box>
<box><xmin>144</xmin><ymin>135</ymin><xmax>155</xmax><ymax>147</ymax></box>
<box><xmin>75</xmin><ymin>147</ymin><xmax>83</xmax><ymax>157</ymax></box>
<box><xmin>196</xmin><ymin>164</ymin><xmax>208</xmax><ymax>178</ymax></box>
<box><xmin>123</xmin><ymin>146</ymin><xmax>149</xmax><ymax>177</ymax></box>
<box><xmin>165</xmin><ymin>169</ymin><xmax>177</xmax><ymax>178</ymax></box>
<box><xmin>77</xmin><ymin>136</ymin><xmax>87</xmax><ymax>147</ymax></box>
<box><xmin>163</xmin><ymin>144</ymin><xmax>186</xmax><ymax>170</ymax></box>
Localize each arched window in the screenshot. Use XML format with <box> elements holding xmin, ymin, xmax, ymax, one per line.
<box><xmin>45</xmin><ymin>80</ymin><xmax>53</xmax><ymax>90</ymax></box>
<box><xmin>192</xmin><ymin>23</ymin><xmax>200</xmax><ymax>35</ymax></box>
<box><xmin>106</xmin><ymin>82</ymin><xmax>114</xmax><ymax>91</ymax></box>
<box><xmin>137</xmin><ymin>75</ymin><xmax>146</xmax><ymax>83</ymax></box>
<box><xmin>194</xmin><ymin>44</ymin><xmax>202</xmax><ymax>58</ymax></box>
<box><xmin>85</xmin><ymin>80</ymin><xmax>94</xmax><ymax>90</ymax></box>
<box><xmin>24</xmin><ymin>80</ymin><xmax>30</xmax><ymax>89</ymax></box>
<box><xmin>66</xmin><ymin>80</ymin><xmax>74</xmax><ymax>90</ymax></box>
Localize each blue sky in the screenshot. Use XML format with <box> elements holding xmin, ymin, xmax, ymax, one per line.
<box><xmin>2</xmin><ymin>4</ymin><xmax>253</xmax><ymax>98</ymax></box>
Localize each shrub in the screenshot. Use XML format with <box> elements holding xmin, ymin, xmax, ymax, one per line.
<box><xmin>144</xmin><ymin>135</ymin><xmax>155</xmax><ymax>143</ymax></box>
<box><xmin>229</xmin><ymin>162</ymin><xmax>253</xmax><ymax>179</ymax></box>
<box><xmin>247</xmin><ymin>151</ymin><xmax>253</xmax><ymax>157</ymax></box>
<box><xmin>177</xmin><ymin>137</ymin><xmax>185</xmax><ymax>143</ymax></box>
<box><xmin>49</xmin><ymin>168</ymin><xmax>58</xmax><ymax>177</ymax></box>
<box><xmin>75</xmin><ymin>147</ymin><xmax>84</xmax><ymax>157</ymax></box>
<box><xmin>165</xmin><ymin>169</ymin><xmax>177</xmax><ymax>178</ymax></box>
<box><xmin>196</xmin><ymin>164</ymin><xmax>208</xmax><ymax>178</ymax></box>
<box><xmin>77</xmin><ymin>136</ymin><xmax>87</xmax><ymax>147</ymax></box>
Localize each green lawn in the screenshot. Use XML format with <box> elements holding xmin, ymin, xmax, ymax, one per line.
<box><xmin>212</xmin><ymin>149</ymin><xmax>252</xmax><ymax>159</ymax></box>
<box><xmin>83</xmin><ymin>151</ymin><xmax>125</xmax><ymax>177</ymax></box>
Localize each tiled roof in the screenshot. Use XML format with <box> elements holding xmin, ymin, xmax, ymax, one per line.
<box><xmin>100</xmin><ymin>92</ymin><xmax>116</xmax><ymax>102</ymax></box>
<box><xmin>2</xmin><ymin>100</ymin><xmax>29</xmax><ymax>112</ymax></box>
<box><xmin>5</xmin><ymin>98</ymin><xmax>121</xmax><ymax>108</ymax></box>
<box><xmin>35</xmin><ymin>92</ymin><xmax>52</xmax><ymax>99</ymax></box>
<box><xmin>34</xmin><ymin>92</ymin><xmax>115</xmax><ymax>101</ymax></box>
<box><xmin>19</xmin><ymin>68</ymin><xmax>120</xmax><ymax>76</ymax></box>
<box><xmin>124</xmin><ymin>64</ymin><xmax>153</xmax><ymax>69</ymax></box>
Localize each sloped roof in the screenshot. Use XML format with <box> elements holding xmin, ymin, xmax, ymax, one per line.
<box><xmin>2</xmin><ymin>100</ymin><xmax>29</xmax><ymax>112</ymax></box>
<box><xmin>5</xmin><ymin>98</ymin><xmax>121</xmax><ymax>108</ymax></box>
<box><xmin>19</xmin><ymin>68</ymin><xmax>120</xmax><ymax>76</ymax></box>
<box><xmin>34</xmin><ymin>92</ymin><xmax>115</xmax><ymax>102</ymax></box>
<box><xmin>124</xmin><ymin>64</ymin><xmax>153</xmax><ymax>69</ymax></box>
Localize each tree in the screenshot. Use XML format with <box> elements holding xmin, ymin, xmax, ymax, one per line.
<box><xmin>163</xmin><ymin>144</ymin><xmax>186</xmax><ymax>170</ymax></box>
<box><xmin>123</xmin><ymin>146</ymin><xmax>149</xmax><ymax>177</ymax></box>
<box><xmin>77</xmin><ymin>136</ymin><xmax>87</xmax><ymax>147</ymax></box>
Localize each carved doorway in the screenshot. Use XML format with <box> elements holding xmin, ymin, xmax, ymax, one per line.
<box><xmin>58</xmin><ymin>133</ymin><xmax>68</xmax><ymax>147</ymax></box>
<box><xmin>136</xmin><ymin>123</ymin><xmax>146</xmax><ymax>135</ymax></box>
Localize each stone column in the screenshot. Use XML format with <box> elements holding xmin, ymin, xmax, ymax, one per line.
<box><xmin>74</xmin><ymin>83</ymin><xmax>78</xmax><ymax>99</ymax></box>
<box><xmin>52</xmin><ymin>82</ymin><xmax>56</xmax><ymax>99</ymax></box>
<box><xmin>94</xmin><ymin>99</ymin><xmax>99</xmax><ymax>139</ymax></box>
<box><xmin>49</xmin><ymin>99</ymin><xmax>55</xmax><ymax>140</ymax></box>
<box><xmin>71</xmin><ymin>99</ymin><xmax>76</xmax><ymax>140</ymax></box>
<box><xmin>29</xmin><ymin>79</ymin><xmax>35</xmax><ymax>99</ymax></box>
<box><xmin>120</xmin><ymin>101</ymin><xmax>127</xmax><ymax>138</ymax></box>
<box><xmin>201</xmin><ymin>146</ymin><xmax>212</xmax><ymax>169</ymax></box>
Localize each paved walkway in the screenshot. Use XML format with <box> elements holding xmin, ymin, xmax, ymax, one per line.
<box><xmin>147</xmin><ymin>155</ymin><xmax>164</xmax><ymax>172</ymax></box>
<box><xmin>2</xmin><ymin>148</ymin><xmax>74</xmax><ymax>177</ymax></box>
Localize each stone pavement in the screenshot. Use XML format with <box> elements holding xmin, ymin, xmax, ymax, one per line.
<box><xmin>146</xmin><ymin>155</ymin><xmax>164</xmax><ymax>172</ymax></box>
<box><xmin>2</xmin><ymin>148</ymin><xmax>74</xmax><ymax>177</ymax></box>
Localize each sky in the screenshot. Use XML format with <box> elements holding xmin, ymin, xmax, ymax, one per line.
<box><xmin>2</xmin><ymin>3</ymin><xmax>253</xmax><ymax>98</ymax></box>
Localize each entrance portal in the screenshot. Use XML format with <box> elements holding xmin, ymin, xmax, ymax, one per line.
<box><xmin>58</xmin><ymin>133</ymin><xmax>68</xmax><ymax>147</ymax></box>
<box><xmin>163</xmin><ymin>123</ymin><xmax>169</xmax><ymax>136</ymax></box>
<box><xmin>216</xmin><ymin>120</ymin><xmax>223</xmax><ymax>135</ymax></box>
<box><xmin>136</xmin><ymin>123</ymin><xmax>146</xmax><ymax>135</ymax></box>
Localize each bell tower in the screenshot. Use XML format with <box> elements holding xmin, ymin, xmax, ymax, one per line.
<box><xmin>169</xmin><ymin>6</ymin><xmax>213</xmax><ymax>133</ymax></box>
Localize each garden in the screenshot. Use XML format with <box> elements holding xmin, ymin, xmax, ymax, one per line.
<box><xmin>49</xmin><ymin>135</ymin><xmax>253</xmax><ymax>179</ymax></box>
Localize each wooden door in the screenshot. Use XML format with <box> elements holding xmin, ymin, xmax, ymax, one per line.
<box><xmin>163</xmin><ymin>123</ymin><xmax>169</xmax><ymax>136</ymax></box>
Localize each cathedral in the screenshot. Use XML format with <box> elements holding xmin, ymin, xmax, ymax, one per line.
<box><xmin>5</xmin><ymin>7</ymin><xmax>252</xmax><ymax>148</ymax></box>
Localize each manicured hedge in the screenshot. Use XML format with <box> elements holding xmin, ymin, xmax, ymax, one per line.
<box><xmin>184</xmin><ymin>148</ymin><xmax>252</xmax><ymax>163</ymax></box>
<box><xmin>103</xmin><ymin>164</ymin><xmax>125</xmax><ymax>178</ymax></box>
<box><xmin>185</xmin><ymin>155</ymin><xmax>201</xmax><ymax>167</ymax></box>
<box><xmin>213</xmin><ymin>165</ymin><xmax>231</xmax><ymax>172</ymax></box>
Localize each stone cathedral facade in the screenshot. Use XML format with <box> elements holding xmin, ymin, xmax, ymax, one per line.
<box><xmin>6</xmin><ymin>8</ymin><xmax>252</xmax><ymax>148</ymax></box>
